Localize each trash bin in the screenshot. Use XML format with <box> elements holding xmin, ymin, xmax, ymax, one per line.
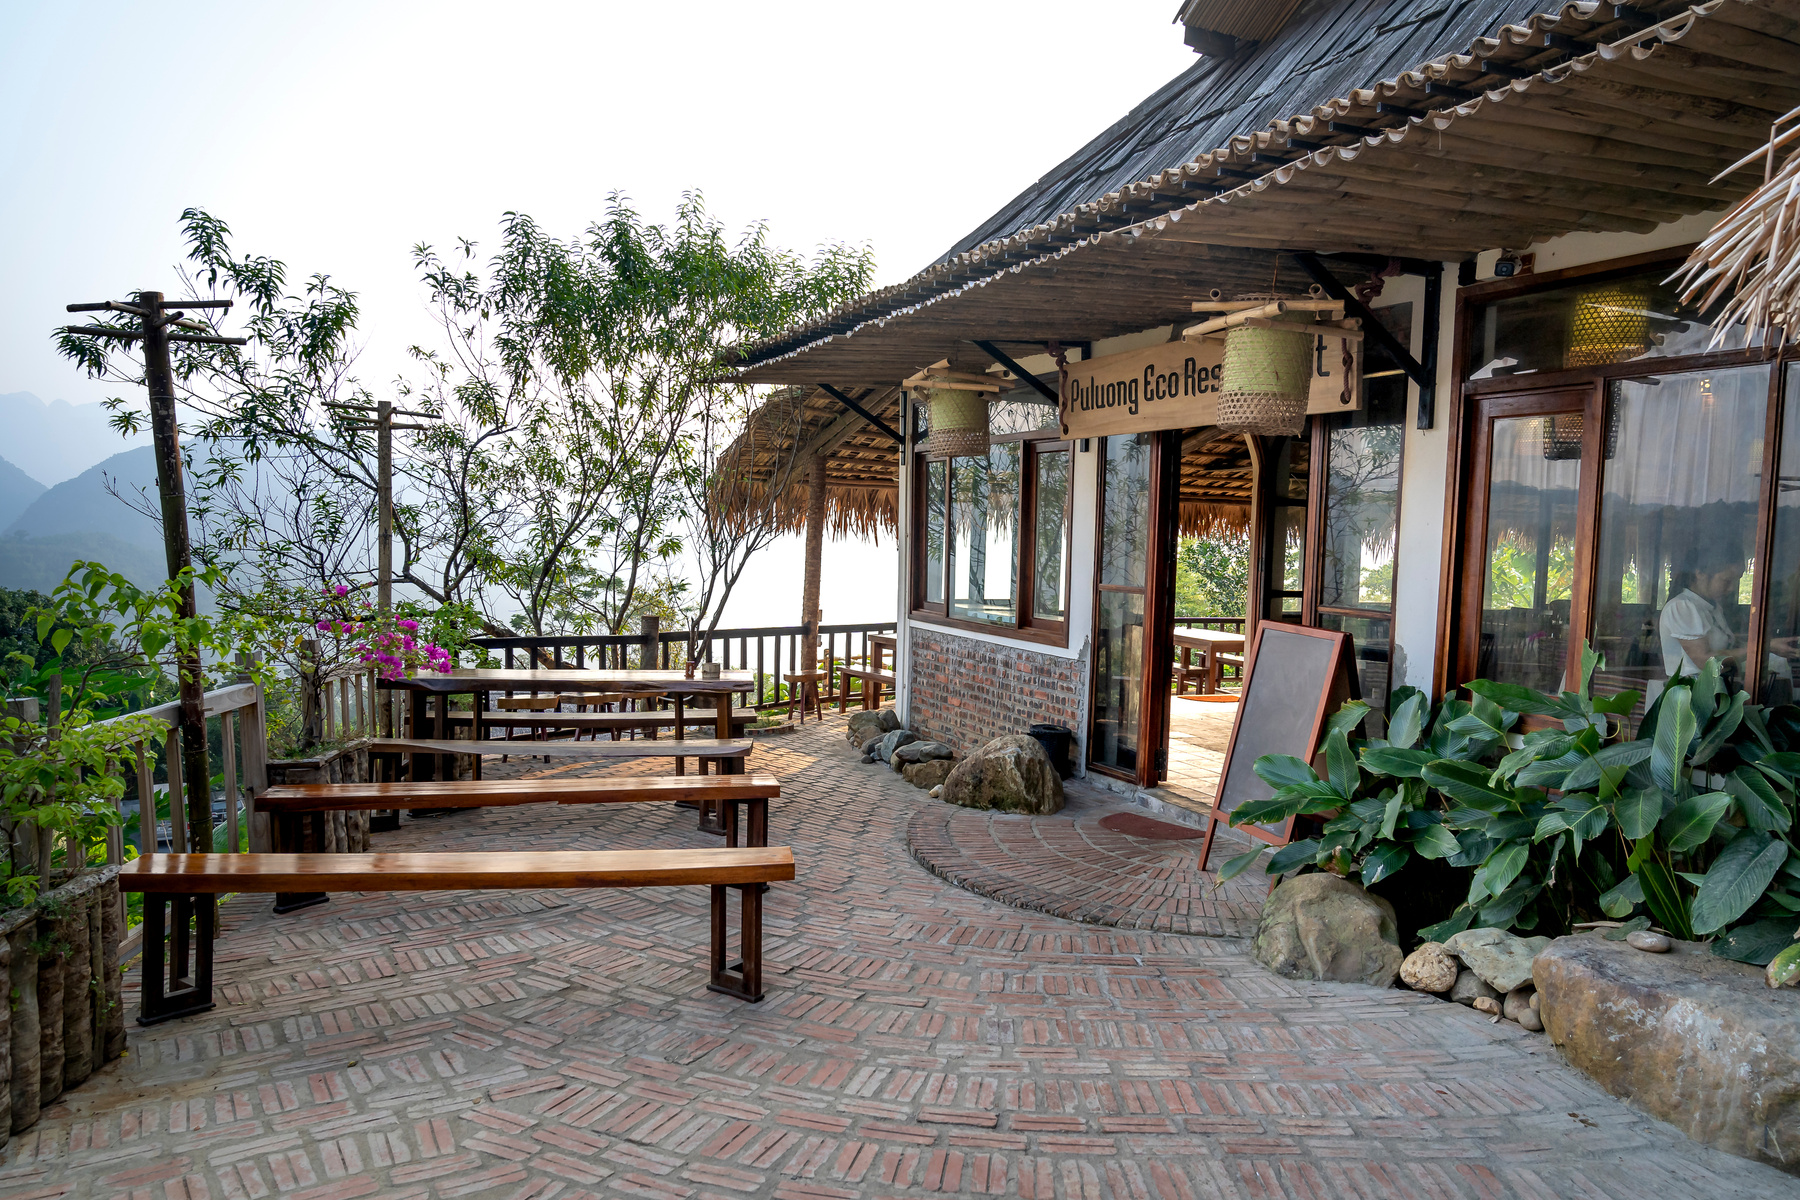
<box><xmin>1028</xmin><ymin>722</ymin><xmax>1074</xmax><ymax>779</ymax></box>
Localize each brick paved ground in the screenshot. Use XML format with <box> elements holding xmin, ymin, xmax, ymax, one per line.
<box><xmin>2</xmin><ymin>715</ymin><xmax>1791</xmax><ymax>1199</ymax></box>
<box><xmin>905</xmin><ymin>787</ymin><xmax>1263</xmax><ymax>938</ymax></box>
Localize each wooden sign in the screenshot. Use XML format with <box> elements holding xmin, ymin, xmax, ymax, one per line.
<box><xmin>1059</xmin><ymin>334</ymin><xmax>1360</xmax><ymax>439</ymax></box>
<box><xmin>1196</xmin><ymin>623</ymin><xmax>1358</xmax><ymax>873</ymax></box>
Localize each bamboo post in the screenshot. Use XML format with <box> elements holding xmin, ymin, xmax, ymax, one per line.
<box><xmin>237</xmin><ymin>654</ymin><xmax>271</xmax><ymax>854</ymax></box>
<box><xmin>135</xmin><ymin>743</ymin><xmax>155</xmax><ymax>854</ymax></box>
<box><xmin>222</xmin><ymin>710</ymin><xmax>239</xmax><ymax>854</ymax></box>
<box><xmin>165</xmin><ymin>732</ymin><xmax>186</xmax><ymax>853</ymax></box>
<box><xmin>42</xmin><ymin>674</ymin><xmax>60</xmax><ymax>880</ymax></box>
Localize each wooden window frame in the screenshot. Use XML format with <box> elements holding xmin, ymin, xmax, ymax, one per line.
<box><xmin>910</xmin><ymin>424</ymin><xmax>1073</xmax><ymax>648</ymax></box>
<box><xmin>1436</xmin><ymin>247</ymin><xmax>1789</xmax><ymax>700</ymax></box>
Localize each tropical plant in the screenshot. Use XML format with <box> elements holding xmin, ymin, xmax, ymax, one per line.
<box><xmin>1223</xmin><ymin>642</ymin><xmax>1800</xmax><ymax>964</ymax></box>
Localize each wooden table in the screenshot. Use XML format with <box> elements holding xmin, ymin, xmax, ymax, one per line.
<box><xmin>380</xmin><ymin>670</ymin><xmax>756</xmax><ymax>780</ymax></box>
<box><xmin>1173</xmin><ymin>629</ymin><xmax>1246</xmax><ymax>695</ymax></box>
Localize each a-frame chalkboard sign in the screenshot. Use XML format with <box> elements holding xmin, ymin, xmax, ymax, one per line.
<box><xmin>1196</xmin><ymin>623</ymin><xmax>1357</xmax><ymax>873</ymax></box>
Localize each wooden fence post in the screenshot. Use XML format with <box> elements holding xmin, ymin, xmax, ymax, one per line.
<box><xmin>239</xmin><ymin>662</ymin><xmax>271</xmax><ymax>855</ymax></box>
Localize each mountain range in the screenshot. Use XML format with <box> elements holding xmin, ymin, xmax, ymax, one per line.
<box><xmin>0</xmin><ymin>393</ymin><xmax>165</xmax><ymax>593</ymax></box>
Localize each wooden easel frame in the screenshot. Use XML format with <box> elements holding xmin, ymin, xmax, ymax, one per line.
<box><xmin>1197</xmin><ymin>623</ymin><xmax>1356</xmax><ymax>872</ymax></box>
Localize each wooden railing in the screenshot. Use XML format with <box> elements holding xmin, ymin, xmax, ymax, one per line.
<box><xmin>1173</xmin><ymin>615</ymin><xmax>1246</xmax><ymax>632</ymax></box>
<box><xmin>470</xmin><ymin>622</ymin><xmax>899</xmax><ymax>710</ymax></box>
<box><xmin>92</xmin><ymin>677</ymin><xmax>270</xmax><ymax>863</ymax></box>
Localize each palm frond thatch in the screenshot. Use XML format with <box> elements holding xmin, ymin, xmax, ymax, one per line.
<box><xmin>1673</xmin><ymin>104</ymin><xmax>1800</xmax><ymax>348</ymax></box>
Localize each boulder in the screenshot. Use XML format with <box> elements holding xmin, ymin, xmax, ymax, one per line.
<box><xmin>903</xmin><ymin>758</ymin><xmax>956</xmax><ymax>790</ymax></box>
<box><xmin>1536</xmin><ymin>934</ymin><xmax>1800</xmax><ymax>1175</ymax></box>
<box><xmin>1443</xmin><ymin>927</ymin><xmax>1552</xmax><ymax>993</ymax></box>
<box><xmin>893</xmin><ymin>740</ymin><xmax>953</xmax><ymax>766</ymax></box>
<box><xmin>1449</xmin><ymin>968</ymin><xmax>1499</xmax><ymax>1007</ymax></box>
<box><xmin>940</xmin><ymin>734</ymin><xmax>1064</xmax><ymax>815</ymax></box>
<box><xmin>1399</xmin><ymin>942</ymin><xmax>1458</xmax><ymax>993</ymax></box>
<box><xmin>1251</xmin><ymin>873</ymin><xmax>1403</xmax><ymax>988</ymax></box>
<box><xmin>875</xmin><ymin>729</ymin><xmax>917</xmax><ymax>765</ymax></box>
<box><xmin>846</xmin><ymin>711</ymin><xmax>888</xmax><ymax>746</ymax></box>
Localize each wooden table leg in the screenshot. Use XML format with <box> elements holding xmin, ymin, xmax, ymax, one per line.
<box><xmin>136</xmin><ymin>892</ymin><xmax>217</xmax><ymax>1025</ymax></box>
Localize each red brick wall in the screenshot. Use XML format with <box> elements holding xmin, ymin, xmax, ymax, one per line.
<box><xmin>906</xmin><ymin>626</ymin><xmax>1088</xmax><ymax>761</ymax></box>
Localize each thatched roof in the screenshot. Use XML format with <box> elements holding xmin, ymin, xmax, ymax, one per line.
<box><xmin>718</xmin><ymin>385</ymin><xmax>903</xmax><ymax>539</ymax></box>
<box><xmin>1674</xmin><ymin>104</ymin><xmax>1800</xmax><ymax>346</ymax></box>
<box><xmin>1180</xmin><ymin>429</ymin><xmax>1253</xmax><ymax>537</ymax></box>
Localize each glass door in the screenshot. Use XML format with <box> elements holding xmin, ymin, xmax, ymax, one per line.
<box><xmin>1456</xmin><ymin>389</ymin><xmax>1596</xmax><ymax>693</ymax></box>
<box><xmin>1091</xmin><ymin>434</ymin><xmax>1152</xmax><ymax>777</ymax></box>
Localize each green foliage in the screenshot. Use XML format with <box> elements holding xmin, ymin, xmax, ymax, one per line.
<box><xmin>1227</xmin><ymin>642</ymin><xmax>1800</xmax><ymax>962</ymax></box>
<box><xmin>1174</xmin><ymin>533</ymin><xmax>1249</xmax><ymax>619</ymax></box>
<box><xmin>0</xmin><ymin>709</ymin><xmax>166</xmax><ymax>907</ymax></box>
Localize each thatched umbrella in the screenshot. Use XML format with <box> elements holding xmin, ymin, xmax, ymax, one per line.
<box><xmin>1673</xmin><ymin>103</ymin><xmax>1800</xmax><ymax>347</ymax></box>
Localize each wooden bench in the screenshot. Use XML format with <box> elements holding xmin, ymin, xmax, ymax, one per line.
<box><xmin>258</xmin><ymin>775</ymin><xmax>778</xmax><ymax>908</ymax></box>
<box><xmin>368</xmin><ymin>737</ymin><xmax>753</xmax><ymax>781</ymax></box>
<box><xmin>1212</xmin><ymin>652</ymin><xmax>1244</xmax><ymax>693</ymax></box>
<box><xmin>122</xmin><ymin>847</ymin><xmax>794</xmax><ymax>1023</ymax></box>
<box><xmin>837</xmin><ymin>666</ymin><xmax>897</xmax><ymax>711</ymax></box>
<box><xmin>443</xmin><ymin>710</ymin><xmax>758</xmax><ymax>740</ymax></box>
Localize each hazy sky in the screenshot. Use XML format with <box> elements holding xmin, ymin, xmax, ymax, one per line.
<box><xmin>0</xmin><ymin>1</ymin><xmax>1195</xmax><ymax>625</ymax></box>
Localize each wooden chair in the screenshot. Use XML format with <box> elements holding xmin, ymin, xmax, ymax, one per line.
<box><xmin>785</xmin><ymin>669</ymin><xmax>829</xmax><ymax>723</ymax></box>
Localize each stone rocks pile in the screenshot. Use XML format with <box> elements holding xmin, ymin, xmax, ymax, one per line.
<box><xmin>845</xmin><ymin>709</ymin><xmax>957</xmax><ymax>792</ymax></box>
<box><xmin>940</xmin><ymin>734</ymin><xmax>1065</xmax><ymax>815</ymax></box>
<box><xmin>1399</xmin><ymin>927</ymin><xmax>1551</xmax><ymax>1031</ymax></box>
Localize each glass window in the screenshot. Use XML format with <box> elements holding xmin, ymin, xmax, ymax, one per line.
<box><xmin>991</xmin><ymin>398</ymin><xmax>1059</xmax><ymax>435</ymax></box>
<box><xmin>1477</xmin><ymin>415</ymin><xmax>1583</xmax><ymax>694</ymax></box>
<box><xmin>1590</xmin><ymin>365</ymin><xmax>1771</xmax><ymax>711</ymax></box>
<box><xmin>1764</xmin><ymin>362</ymin><xmax>1800</xmax><ymax>706</ymax></box>
<box><xmin>1033</xmin><ymin>449</ymin><xmax>1070</xmax><ymax>621</ymax></box>
<box><xmin>1101</xmin><ymin>434</ymin><xmax>1153</xmax><ymax>586</ymax></box>
<box><xmin>1320</xmin><ymin>377</ymin><xmax>1406</xmax><ymax>610</ymax></box>
<box><xmin>924</xmin><ymin>459</ymin><xmax>946</xmax><ymax>605</ymax></box>
<box><xmin>949</xmin><ymin>443</ymin><xmax>1020</xmax><ymax>625</ymax></box>
<box><xmin>1260</xmin><ymin>437</ymin><xmax>1308</xmax><ymax>621</ymax></box>
<box><xmin>1466</xmin><ymin>263</ymin><xmax>1761</xmax><ymax>380</ymax></box>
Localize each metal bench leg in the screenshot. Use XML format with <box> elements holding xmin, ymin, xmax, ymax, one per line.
<box><xmin>138</xmin><ymin>893</ymin><xmax>217</xmax><ymax>1025</ymax></box>
<box><xmin>707</xmin><ymin>882</ymin><xmax>765</xmax><ymax>1002</ymax></box>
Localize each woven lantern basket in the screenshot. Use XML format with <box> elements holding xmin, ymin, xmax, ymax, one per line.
<box><xmin>1216</xmin><ymin>324</ymin><xmax>1314</xmax><ymax>436</ymax></box>
<box><xmin>1567</xmin><ymin>285</ymin><xmax>1653</xmax><ymax>366</ymax></box>
<box><xmin>924</xmin><ymin>388</ymin><xmax>989</xmax><ymax>457</ymax></box>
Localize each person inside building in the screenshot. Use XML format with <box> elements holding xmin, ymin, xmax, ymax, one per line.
<box><xmin>1659</xmin><ymin>544</ymin><xmax>1795</xmax><ymax>697</ymax></box>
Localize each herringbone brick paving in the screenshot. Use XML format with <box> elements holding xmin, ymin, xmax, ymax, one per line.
<box><xmin>1</xmin><ymin>716</ymin><xmax>1789</xmax><ymax>1198</ymax></box>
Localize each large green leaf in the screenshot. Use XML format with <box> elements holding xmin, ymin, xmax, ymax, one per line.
<box><xmin>1266</xmin><ymin>839</ymin><xmax>1320</xmax><ymax>875</ymax></box>
<box><xmin>1254</xmin><ymin>755</ymin><xmax>1319</xmax><ymax>790</ymax></box>
<box><xmin>1446</xmin><ymin>829</ymin><xmax>1497</xmax><ymax>868</ymax></box>
<box><xmin>1691</xmin><ymin>834</ymin><xmax>1789</xmax><ymax>936</ymax></box>
<box><xmin>1361</xmin><ymin>841</ymin><xmax>1411</xmax><ymax>886</ymax></box>
<box><xmin>1325</xmin><ymin>701</ymin><xmax>1372</xmax><ymax>740</ymax></box>
<box><xmin>1325</xmin><ymin>730</ymin><xmax>1359</xmax><ymax>800</ymax></box>
<box><xmin>1630</xmin><ymin>836</ymin><xmax>1695</xmax><ymax>940</ymax></box>
<box><xmin>1535</xmin><ymin>794</ymin><xmax>1608</xmax><ymax>855</ymax></box>
<box><xmin>1660</xmin><ymin>791</ymin><xmax>1733</xmax><ymax>853</ymax></box>
<box><xmin>1711</xmin><ymin>916</ymin><xmax>1800</xmax><ymax>966</ymax></box>
<box><xmin>1691</xmin><ymin>692</ymin><xmax>1747</xmax><ymax>766</ymax></box>
<box><xmin>1408</xmin><ymin>821</ymin><xmax>1462</xmax><ymax>860</ymax></box>
<box><xmin>1422</xmin><ymin>760</ymin><xmax>1519</xmax><ymax>812</ymax></box>
<box><xmin>1361</xmin><ymin>747</ymin><xmax>1435</xmax><ymax>779</ymax></box>
<box><xmin>1612</xmin><ymin>787</ymin><xmax>1666</xmax><ymax>841</ymax></box>
<box><xmin>1464</xmin><ymin>679</ymin><xmax>1571</xmax><ymax>718</ymax></box>
<box><xmin>1387</xmin><ymin>691</ymin><xmax>1427</xmax><ymax>750</ymax></box>
<box><xmin>1379</xmin><ymin>793</ymin><xmax>1403</xmax><ymax>840</ymax></box>
<box><xmin>1651</xmin><ymin>686</ymin><xmax>1697</xmax><ymax>798</ymax></box>
<box><xmin>1755</xmin><ymin>751</ymin><xmax>1800</xmax><ymax>779</ymax></box>
<box><xmin>1477</xmin><ymin>879</ymin><xmax>1541</xmax><ymax>928</ymax></box>
<box><xmin>1597</xmin><ymin>873</ymin><xmax>1644</xmax><ymax>919</ymax></box>
<box><xmin>1215</xmin><ymin>846</ymin><xmax>1270</xmax><ymax>883</ymax></box>
<box><xmin>1516</xmin><ymin>749</ymin><xmax>1586</xmax><ymax>790</ymax></box>
<box><xmin>1730</xmin><ymin>767</ymin><xmax>1792</xmax><ymax>834</ymax></box>
<box><xmin>1471</xmin><ymin>841</ymin><xmax>1529</xmax><ymax>904</ymax></box>
<box><xmin>1418</xmin><ymin>905</ymin><xmax>1476</xmax><ymax>943</ymax></box>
